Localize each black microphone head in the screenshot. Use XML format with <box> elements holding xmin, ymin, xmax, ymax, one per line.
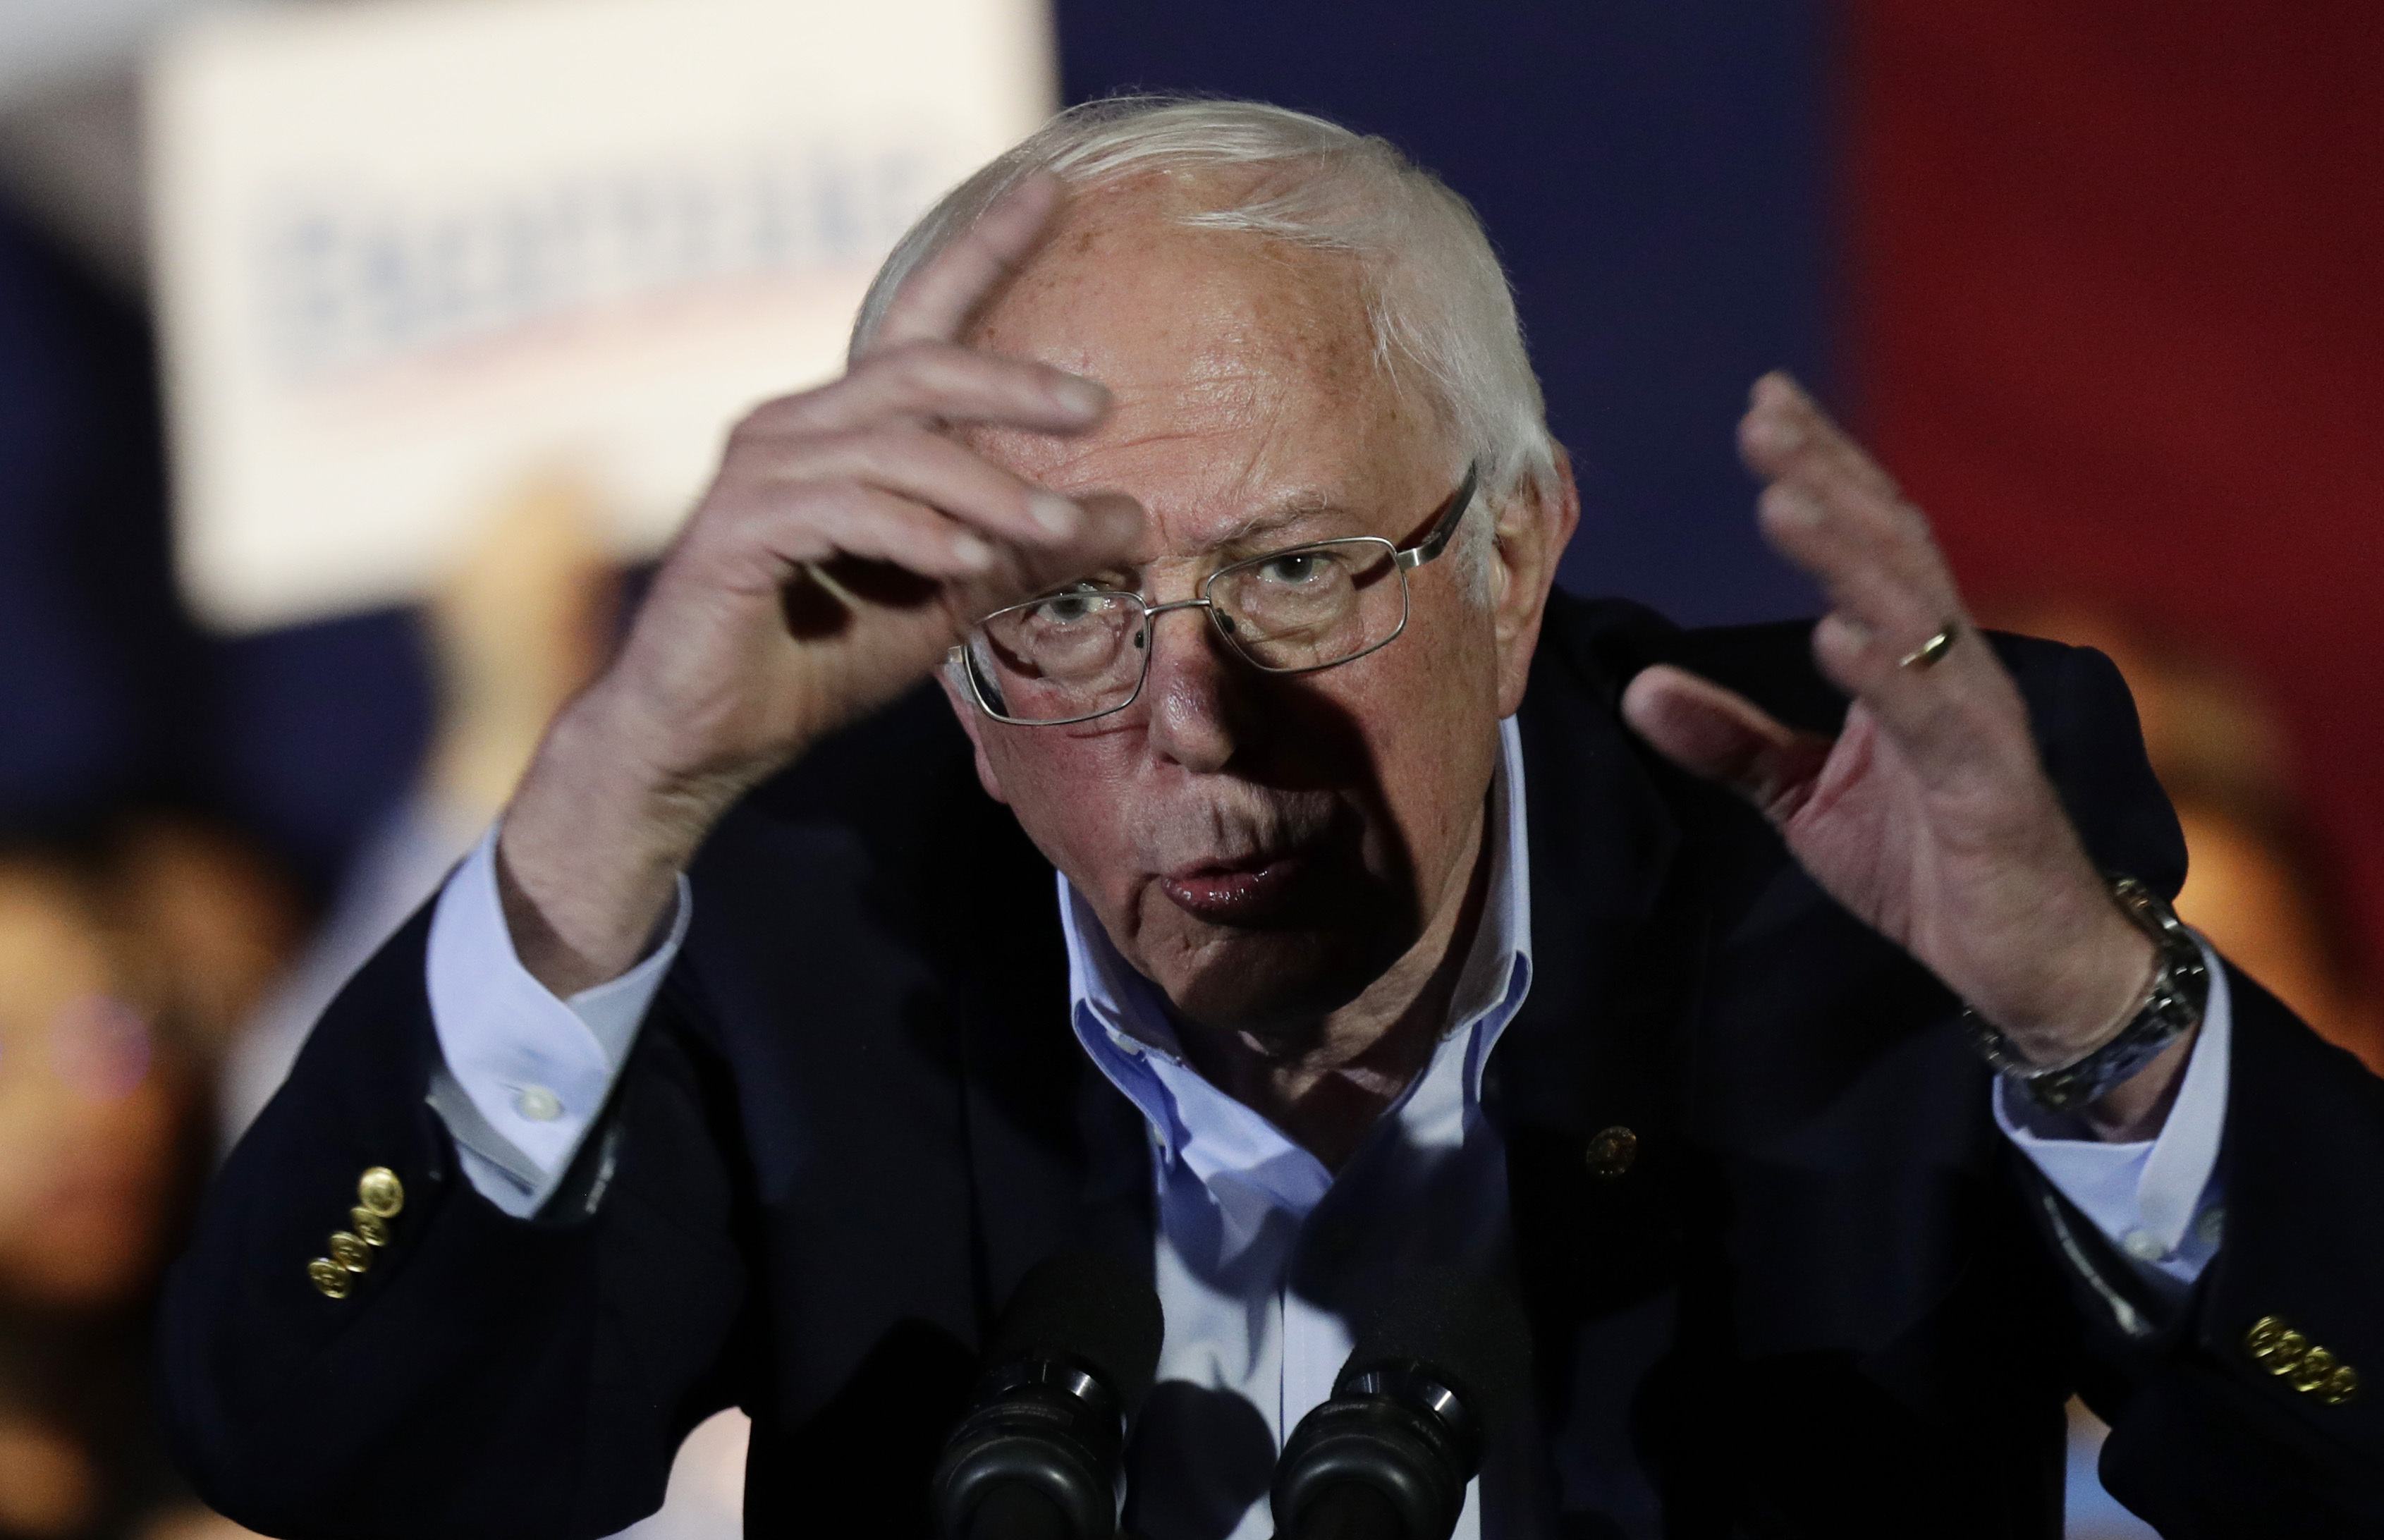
<box><xmin>990</xmin><ymin>1251</ymin><xmax>1165</xmax><ymax>1414</ymax></box>
<box><xmin>1339</xmin><ymin>1266</ymin><xmax>1531</xmax><ymax>1437</ymax></box>
<box><xmin>1273</xmin><ymin>1272</ymin><xmax>1530</xmax><ymax>1540</ymax></box>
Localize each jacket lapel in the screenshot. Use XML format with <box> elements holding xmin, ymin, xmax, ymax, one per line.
<box><xmin>1489</xmin><ymin>597</ymin><xmax>1724</xmax><ymax>1460</ymax></box>
<box><xmin>924</xmin><ymin>738</ymin><xmax>1159</xmax><ymax>1331</ymax></box>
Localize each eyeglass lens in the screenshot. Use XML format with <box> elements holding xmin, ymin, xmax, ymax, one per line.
<box><xmin>965</xmin><ymin>539</ymin><xmax>1405</xmax><ymax>724</ymax></box>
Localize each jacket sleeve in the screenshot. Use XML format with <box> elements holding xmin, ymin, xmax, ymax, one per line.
<box><xmin>158</xmin><ymin>905</ymin><xmax>756</xmax><ymax>1540</ymax></box>
<box><xmin>2010</xmin><ymin>638</ymin><xmax>2384</xmax><ymax>1534</ymax></box>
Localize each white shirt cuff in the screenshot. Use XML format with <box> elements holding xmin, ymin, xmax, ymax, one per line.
<box><xmin>424</xmin><ymin>826</ymin><xmax>692</xmax><ymax>1216</ymax></box>
<box><xmin>1995</xmin><ymin>936</ymin><xmax>2232</xmax><ymax>1296</ymax></box>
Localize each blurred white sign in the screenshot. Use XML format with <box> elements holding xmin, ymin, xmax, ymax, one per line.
<box><xmin>151</xmin><ymin>0</ymin><xmax>1052</xmax><ymax>632</ymax></box>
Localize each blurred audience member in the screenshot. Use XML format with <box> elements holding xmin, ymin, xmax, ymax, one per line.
<box><xmin>200</xmin><ymin>484</ymin><xmax>767</xmax><ymax>1540</ymax></box>
<box><xmin>0</xmin><ymin>817</ymin><xmax>295</xmax><ymax>1540</ymax></box>
<box><xmin>219</xmin><ymin>479</ymin><xmax>620</xmax><ymax>1142</ymax></box>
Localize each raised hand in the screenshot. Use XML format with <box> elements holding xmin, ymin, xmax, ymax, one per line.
<box><xmin>501</xmin><ymin>177</ymin><xmax>1144</xmax><ymax>991</ymax></box>
<box><xmin>1621</xmin><ymin>374</ymin><xmax>2175</xmax><ymax>1130</ymax></box>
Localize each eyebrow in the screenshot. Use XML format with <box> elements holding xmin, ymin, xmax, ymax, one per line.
<box><xmin>1194</xmin><ymin>496</ymin><xmax>1369</xmax><ymax>554</ymax></box>
<box><xmin>1053</xmin><ymin>494</ymin><xmax>1388</xmax><ymax>596</ymax></box>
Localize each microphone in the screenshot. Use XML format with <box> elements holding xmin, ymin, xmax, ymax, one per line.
<box><xmin>1269</xmin><ymin>1270</ymin><xmax>1531</xmax><ymax>1540</ymax></box>
<box><xmin>931</xmin><ymin>1252</ymin><xmax>1165</xmax><ymax>1540</ymax></box>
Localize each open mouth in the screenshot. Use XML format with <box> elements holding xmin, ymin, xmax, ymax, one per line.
<box><xmin>1158</xmin><ymin>852</ymin><xmax>1314</xmax><ymax>922</ymax></box>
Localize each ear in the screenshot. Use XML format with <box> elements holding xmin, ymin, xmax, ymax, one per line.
<box><xmin>936</xmin><ymin>664</ymin><xmax>1013</xmax><ymax>805</ymax></box>
<box><xmin>1489</xmin><ymin>444</ymin><xmax>1581</xmax><ymax>718</ymax></box>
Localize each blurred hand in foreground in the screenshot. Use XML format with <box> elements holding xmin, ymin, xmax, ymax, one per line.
<box><xmin>500</xmin><ymin>176</ymin><xmax>1144</xmax><ymax>993</ymax></box>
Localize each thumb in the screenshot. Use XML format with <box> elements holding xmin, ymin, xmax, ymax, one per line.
<box><xmin>1620</xmin><ymin>664</ymin><xmax>1833</xmax><ymax>825</ymax></box>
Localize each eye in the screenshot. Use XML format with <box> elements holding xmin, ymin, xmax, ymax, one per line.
<box><xmin>1031</xmin><ymin>584</ymin><xmax>1107</xmax><ymax>624</ymax></box>
<box><xmin>1255</xmin><ymin>551</ymin><xmax>1326</xmax><ymax>585</ymax></box>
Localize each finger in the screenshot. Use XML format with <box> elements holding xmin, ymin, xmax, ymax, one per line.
<box><xmin>1739</xmin><ymin>372</ymin><xmax>1903</xmax><ymax>508</ymax></box>
<box><xmin>741</xmin><ymin>342</ymin><xmax>1108</xmax><ymax>439</ymax></box>
<box><xmin>1756</xmin><ymin>478</ymin><xmax>1960</xmax><ymax>648</ymax></box>
<box><xmin>866</xmin><ymin>173</ymin><xmax>1065</xmax><ymax>354</ymax></box>
<box><xmin>954</xmin><ymin>490</ymin><xmax>1150</xmax><ymax>617</ymax></box>
<box><xmin>776</xmin><ymin>484</ymin><xmax>1007</xmax><ymax>580</ymax></box>
<box><xmin>1619</xmin><ymin>664</ymin><xmax>1835</xmax><ymax>824</ymax></box>
<box><xmin>726</xmin><ymin>486</ymin><xmax>1144</xmax><ymax>617</ymax></box>
<box><xmin>1804</xmin><ymin>609</ymin><xmax>2024</xmax><ymax>766</ymax></box>
<box><xmin>733</xmin><ymin>427</ymin><xmax>1095</xmax><ymax>548</ymax></box>
<box><xmin>1732</xmin><ymin>373</ymin><xmax>1988</xmax><ymax>733</ymax></box>
<box><xmin>1741</xmin><ymin>378</ymin><xmax>1959</xmax><ymax>628</ymax></box>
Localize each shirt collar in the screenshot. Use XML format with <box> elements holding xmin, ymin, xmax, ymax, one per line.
<box><xmin>1060</xmin><ymin>716</ymin><xmax>1535</xmax><ymax>1100</ymax></box>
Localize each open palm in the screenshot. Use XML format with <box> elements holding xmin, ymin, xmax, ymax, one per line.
<box><xmin>1621</xmin><ymin>375</ymin><xmax>2153</xmax><ymax>1061</ymax></box>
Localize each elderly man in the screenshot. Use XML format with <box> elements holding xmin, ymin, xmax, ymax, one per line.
<box><xmin>164</xmin><ymin>100</ymin><xmax>2380</xmax><ymax>1539</ymax></box>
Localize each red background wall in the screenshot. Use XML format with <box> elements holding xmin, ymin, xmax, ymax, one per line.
<box><xmin>1849</xmin><ymin>1</ymin><xmax>2384</xmax><ymax>974</ymax></box>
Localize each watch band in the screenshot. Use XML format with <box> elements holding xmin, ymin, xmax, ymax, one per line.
<box><xmin>1964</xmin><ymin>875</ymin><xmax>2210</xmax><ymax>1113</ymax></box>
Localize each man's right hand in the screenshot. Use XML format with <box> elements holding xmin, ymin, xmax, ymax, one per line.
<box><xmin>496</xmin><ymin>176</ymin><xmax>1142</xmax><ymax>994</ymax></box>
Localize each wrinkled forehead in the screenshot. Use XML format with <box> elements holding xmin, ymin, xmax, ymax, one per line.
<box><xmin>963</xmin><ymin>182</ymin><xmax>1455</xmax><ymax>552</ymax></box>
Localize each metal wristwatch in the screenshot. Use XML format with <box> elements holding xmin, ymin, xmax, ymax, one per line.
<box><xmin>1964</xmin><ymin>875</ymin><xmax>2210</xmax><ymax>1113</ymax></box>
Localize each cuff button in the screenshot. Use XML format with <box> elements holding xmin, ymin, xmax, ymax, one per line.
<box><xmin>2246</xmin><ymin>1316</ymin><xmax>2360</xmax><ymax>1404</ymax></box>
<box><xmin>357</xmin><ymin>1167</ymin><xmax>405</xmax><ymax>1218</ymax></box>
<box><xmin>2245</xmin><ymin>1315</ymin><xmax>2304</xmax><ymax>1373</ymax></box>
<box><xmin>306</xmin><ymin>1258</ymin><xmax>352</xmax><ymax>1298</ymax></box>
<box><xmin>328</xmin><ymin>1231</ymin><xmax>372</xmax><ymax>1273</ymax></box>
<box><xmin>2290</xmin><ymin>1347</ymin><xmax>2341</xmax><ymax>1396</ymax></box>
<box><xmin>349</xmin><ymin>1207</ymin><xmax>391</xmax><ymax>1247</ymax></box>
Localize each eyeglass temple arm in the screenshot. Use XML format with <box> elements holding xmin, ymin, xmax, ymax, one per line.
<box><xmin>1394</xmin><ymin>461</ymin><xmax>1481</xmax><ymax>571</ymax></box>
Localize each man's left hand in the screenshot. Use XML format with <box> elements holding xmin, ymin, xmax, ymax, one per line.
<box><xmin>1620</xmin><ymin>373</ymin><xmax>2178</xmax><ymax>1135</ymax></box>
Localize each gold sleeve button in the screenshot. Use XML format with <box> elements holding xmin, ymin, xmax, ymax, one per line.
<box><xmin>2289</xmin><ymin>1347</ymin><xmax>2340</xmax><ymax>1395</ymax></box>
<box><xmin>2245</xmin><ymin>1316</ymin><xmax>2360</xmax><ymax>1405</ymax></box>
<box><xmin>327</xmin><ymin>1231</ymin><xmax>373</xmax><ymax>1273</ymax></box>
<box><xmin>357</xmin><ymin>1167</ymin><xmax>405</xmax><ymax>1218</ymax></box>
<box><xmin>310</xmin><ymin>1167</ymin><xmax>405</xmax><ymax>1300</ymax></box>
<box><xmin>2246</xmin><ymin>1316</ymin><xmax>2306</xmax><ymax>1373</ymax></box>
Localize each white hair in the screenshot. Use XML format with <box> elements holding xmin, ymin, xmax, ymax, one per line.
<box><xmin>850</xmin><ymin>96</ymin><xmax>1559</xmax><ymax>568</ymax></box>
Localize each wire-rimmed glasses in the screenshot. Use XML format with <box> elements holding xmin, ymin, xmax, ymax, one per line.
<box><xmin>950</xmin><ymin>464</ymin><xmax>1480</xmax><ymax>726</ymax></box>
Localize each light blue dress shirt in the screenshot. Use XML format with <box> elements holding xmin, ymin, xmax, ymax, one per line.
<box><xmin>417</xmin><ymin>715</ymin><xmax>2231</xmax><ymax>1536</ymax></box>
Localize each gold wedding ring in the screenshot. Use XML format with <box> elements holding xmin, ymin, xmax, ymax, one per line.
<box><xmin>1899</xmin><ymin>623</ymin><xmax>1960</xmax><ymax>671</ymax></box>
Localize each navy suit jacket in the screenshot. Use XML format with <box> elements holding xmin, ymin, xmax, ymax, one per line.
<box><xmin>161</xmin><ymin>595</ymin><xmax>2384</xmax><ymax>1539</ymax></box>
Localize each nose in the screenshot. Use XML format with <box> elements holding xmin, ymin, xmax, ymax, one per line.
<box><xmin>1139</xmin><ymin>601</ymin><xmax>1254</xmax><ymax>774</ymax></box>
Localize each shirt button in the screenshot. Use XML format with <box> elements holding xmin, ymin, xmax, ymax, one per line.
<box><xmin>2121</xmin><ymin>1229</ymin><xmax>2168</xmax><ymax>1262</ymax></box>
<box><xmin>2196</xmin><ymin>1205</ymin><xmax>2226</xmax><ymax>1246</ymax></box>
<box><xmin>517</xmin><ymin>1084</ymin><xmax>564</xmax><ymax>1122</ymax></box>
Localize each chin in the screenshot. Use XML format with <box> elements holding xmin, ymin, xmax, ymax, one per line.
<box><xmin>1139</xmin><ymin>912</ymin><xmax>1402</xmax><ymax>1039</ymax></box>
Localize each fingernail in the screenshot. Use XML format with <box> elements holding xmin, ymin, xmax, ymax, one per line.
<box><xmin>1029</xmin><ymin>494</ymin><xmax>1083</xmax><ymax>537</ymax></box>
<box><xmin>1055</xmin><ymin>378</ymin><xmax>1109</xmax><ymax>417</ymax></box>
<box><xmin>951</xmin><ymin>534</ymin><xmax>994</xmax><ymax>571</ymax></box>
